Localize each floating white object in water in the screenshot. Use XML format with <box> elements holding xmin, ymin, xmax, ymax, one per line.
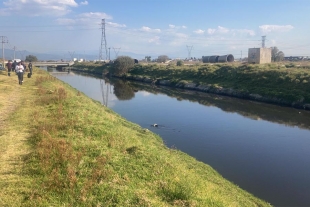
<box><xmin>152</xmin><ymin>123</ymin><xmax>158</xmax><ymax>127</ymax></box>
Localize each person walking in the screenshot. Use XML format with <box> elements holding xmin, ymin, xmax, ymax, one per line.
<box><xmin>6</xmin><ymin>60</ymin><xmax>12</xmax><ymax>76</ymax></box>
<box><xmin>12</xmin><ymin>60</ymin><xmax>17</xmax><ymax>74</ymax></box>
<box><xmin>28</xmin><ymin>61</ymin><xmax>33</xmax><ymax>74</ymax></box>
<box><xmin>15</xmin><ymin>62</ymin><xmax>24</xmax><ymax>85</ymax></box>
<box><xmin>21</xmin><ymin>61</ymin><xmax>27</xmax><ymax>73</ymax></box>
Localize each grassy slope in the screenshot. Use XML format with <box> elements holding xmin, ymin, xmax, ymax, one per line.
<box><xmin>128</xmin><ymin>62</ymin><xmax>310</xmax><ymax>103</ymax></box>
<box><xmin>0</xmin><ymin>68</ymin><xmax>271</xmax><ymax>206</ymax></box>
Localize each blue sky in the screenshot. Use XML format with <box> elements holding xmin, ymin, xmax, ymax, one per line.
<box><xmin>0</xmin><ymin>0</ymin><xmax>309</xmax><ymax>60</ymax></box>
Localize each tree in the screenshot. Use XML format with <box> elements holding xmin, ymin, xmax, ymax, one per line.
<box><xmin>145</xmin><ymin>56</ymin><xmax>151</xmax><ymax>62</ymax></box>
<box><xmin>110</xmin><ymin>56</ymin><xmax>134</xmax><ymax>76</ymax></box>
<box><xmin>25</xmin><ymin>55</ymin><xmax>38</xmax><ymax>62</ymax></box>
<box><xmin>157</xmin><ymin>55</ymin><xmax>169</xmax><ymax>63</ymax></box>
<box><xmin>271</xmin><ymin>47</ymin><xmax>285</xmax><ymax>62</ymax></box>
<box><xmin>176</xmin><ymin>60</ymin><xmax>184</xmax><ymax>66</ymax></box>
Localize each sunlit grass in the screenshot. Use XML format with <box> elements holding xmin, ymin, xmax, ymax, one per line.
<box><xmin>126</xmin><ymin>62</ymin><xmax>310</xmax><ymax>103</ymax></box>
<box><xmin>0</xmin><ymin>68</ymin><xmax>272</xmax><ymax>206</ymax></box>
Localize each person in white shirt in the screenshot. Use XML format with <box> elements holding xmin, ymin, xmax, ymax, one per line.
<box><xmin>15</xmin><ymin>62</ymin><xmax>24</xmax><ymax>85</ymax></box>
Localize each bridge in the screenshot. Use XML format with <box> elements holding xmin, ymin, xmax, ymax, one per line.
<box><xmin>33</xmin><ymin>61</ymin><xmax>75</xmax><ymax>67</ymax></box>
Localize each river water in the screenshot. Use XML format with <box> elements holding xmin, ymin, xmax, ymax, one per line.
<box><xmin>50</xmin><ymin>70</ymin><xmax>310</xmax><ymax>206</ymax></box>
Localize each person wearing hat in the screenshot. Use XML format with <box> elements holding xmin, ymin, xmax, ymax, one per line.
<box><xmin>15</xmin><ymin>62</ymin><xmax>25</xmax><ymax>85</ymax></box>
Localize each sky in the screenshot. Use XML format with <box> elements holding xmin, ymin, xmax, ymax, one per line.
<box><xmin>0</xmin><ymin>0</ymin><xmax>310</xmax><ymax>60</ymax></box>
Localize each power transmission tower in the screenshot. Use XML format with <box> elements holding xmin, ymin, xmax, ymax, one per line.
<box><xmin>68</xmin><ymin>51</ymin><xmax>75</xmax><ymax>61</ymax></box>
<box><xmin>113</xmin><ymin>47</ymin><xmax>121</xmax><ymax>59</ymax></box>
<box><xmin>1</xmin><ymin>36</ymin><xmax>8</xmax><ymax>66</ymax></box>
<box><xmin>99</xmin><ymin>19</ymin><xmax>108</xmax><ymax>61</ymax></box>
<box><xmin>13</xmin><ymin>46</ymin><xmax>16</xmax><ymax>59</ymax></box>
<box><xmin>262</xmin><ymin>36</ymin><xmax>266</xmax><ymax>48</ymax></box>
<box><xmin>186</xmin><ymin>45</ymin><xmax>193</xmax><ymax>59</ymax></box>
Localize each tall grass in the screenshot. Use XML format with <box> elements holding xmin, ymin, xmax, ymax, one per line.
<box><xmin>18</xmin><ymin>71</ymin><xmax>272</xmax><ymax>206</ymax></box>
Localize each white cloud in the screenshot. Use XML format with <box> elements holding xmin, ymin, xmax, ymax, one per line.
<box><xmin>0</xmin><ymin>0</ymin><xmax>78</xmax><ymax>16</ymax></box>
<box><xmin>79</xmin><ymin>12</ymin><xmax>112</xmax><ymax>19</ymax></box>
<box><xmin>168</xmin><ymin>24</ymin><xmax>187</xmax><ymax>30</ymax></box>
<box><xmin>56</xmin><ymin>18</ymin><xmax>77</xmax><ymax>25</ymax></box>
<box><xmin>80</xmin><ymin>1</ymin><xmax>88</xmax><ymax>5</ymax></box>
<box><xmin>56</xmin><ymin>12</ymin><xmax>114</xmax><ymax>26</ymax></box>
<box><xmin>232</xmin><ymin>29</ymin><xmax>255</xmax><ymax>36</ymax></box>
<box><xmin>149</xmin><ymin>36</ymin><xmax>160</xmax><ymax>44</ymax></box>
<box><xmin>168</xmin><ymin>32</ymin><xmax>188</xmax><ymax>46</ymax></box>
<box><xmin>207</xmin><ymin>28</ymin><xmax>216</xmax><ymax>35</ymax></box>
<box><xmin>193</xmin><ymin>29</ymin><xmax>204</xmax><ymax>34</ymax></box>
<box><xmin>140</xmin><ymin>26</ymin><xmax>161</xmax><ymax>33</ymax></box>
<box><xmin>207</xmin><ymin>26</ymin><xmax>255</xmax><ymax>37</ymax></box>
<box><xmin>207</xmin><ymin>26</ymin><xmax>230</xmax><ymax>35</ymax></box>
<box><xmin>259</xmin><ymin>25</ymin><xmax>294</xmax><ymax>34</ymax></box>
<box><xmin>107</xmin><ymin>22</ymin><xmax>126</xmax><ymax>28</ymax></box>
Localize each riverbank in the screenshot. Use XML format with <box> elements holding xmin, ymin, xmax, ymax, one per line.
<box><xmin>72</xmin><ymin>61</ymin><xmax>310</xmax><ymax>110</ymax></box>
<box><xmin>0</xmin><ymin>69</ymin><xmax>271</xmax><ymax>206</ymax></box>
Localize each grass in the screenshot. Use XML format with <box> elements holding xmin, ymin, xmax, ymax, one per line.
<box><xmin>0</xmin><ymin>68</ymin><xmax>272</xmax><ymax>206</ymax></box>
<box><xmin>127</xmin><ymin>62</ymin><xmax>310</xmax><ymax>103</ymax></box>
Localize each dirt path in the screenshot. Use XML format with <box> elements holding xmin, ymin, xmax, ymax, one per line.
<box><xmin>0</xmin><ymin>73</ymin><xmax>31</xmax><ymax>206</ymax></box>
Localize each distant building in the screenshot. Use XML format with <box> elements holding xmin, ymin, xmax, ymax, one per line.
<box><xmin>248</xmin><ymin>48</ymin><xmax>271</xmax><ymax>64</ymax></box>
<box><xmin>284</xmin><ymin>56</ymin><xmax>308</xmax><ymax>61</ymax></box>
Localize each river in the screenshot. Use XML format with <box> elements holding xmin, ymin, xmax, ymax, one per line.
<box><xmin>49</xmin><ymin>69</ymin><xmax>310</xmax><ymax>206</ymax></box>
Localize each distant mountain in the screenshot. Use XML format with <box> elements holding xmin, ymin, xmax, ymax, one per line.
<box><xmin>3</xmin><ymin>49</ymin><xmax>179</xmax><ymax>62</ymax></box>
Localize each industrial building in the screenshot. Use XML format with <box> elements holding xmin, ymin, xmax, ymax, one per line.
<box><xmin>202</xmin><ymin>54</ymin><xmax>234</xmax><ymax>63</ymax></box>
<box><xmin>248</xmin><ymin>48</ymin><xmax>271</xmax><ymax>64</ymax></box>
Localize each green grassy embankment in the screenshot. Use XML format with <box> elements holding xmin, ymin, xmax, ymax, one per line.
<box><xmin>0</xmin><ymin>68</ymin><xmax>272</xmax><ymax>206</ymax></box>
<box><xmin>128</xmin><ymin>62</ymin><xmax>310</xmax><ymax>104</ymax></box>
<box><xmin>73</xmin><ymin>61</ymin><xmax>310</xmax><ymax>107</ymax></box>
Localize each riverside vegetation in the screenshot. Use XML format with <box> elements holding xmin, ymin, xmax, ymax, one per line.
<box><xmin>73</xmin><ymin>61</ymin><xmax>310</xmax><ymax>109</ymax></box>
<box><xmin>0</xmin><ymin>68</ymin><xmax>272</xmax><ymax>206</ymax></box>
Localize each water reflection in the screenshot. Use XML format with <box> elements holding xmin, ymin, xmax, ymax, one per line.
<box><xmin>116</xmin><ymin>80</ymin><xmax>310</xmax><ymax>130</ymax></box>
<box><xmin>112</xmin><ymin>79</ymin><xmax>135</xmax><ymax>101</ymax></box>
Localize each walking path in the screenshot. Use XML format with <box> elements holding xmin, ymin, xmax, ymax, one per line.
<box><xmin>0</xmin><ymin>71</ymin><xmax>32</xmax><ymax>206</ymax></box>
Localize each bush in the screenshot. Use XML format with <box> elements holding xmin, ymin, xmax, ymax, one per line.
<box><xmin>176</xmin><ymin>60</ymin><xmax>184</xmax><ymax>66</ymax></box>
<box><xmin>110</xmin><ymin>56</ymin><xmax>134</xmax><ymax>76</ymax></box>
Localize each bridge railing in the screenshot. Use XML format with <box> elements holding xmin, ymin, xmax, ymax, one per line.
<box><xmin>33</xmin><ymin>61</ymin><xmax>74</xmax><ymax>66</ymax></box>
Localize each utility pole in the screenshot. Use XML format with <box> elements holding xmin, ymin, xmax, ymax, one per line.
<box><xmin>99</xmin><ymin>19</ymin><xmax>108</xmax><ymax>61</ymax></box>
<box><xmin>241</xmin><ymin>51</ymin><xmax>242</xmax><ymax>61</ymax></box>
<box><xmin>1</xmin><ymin>36</ymin><xmax>8</xmax><ymax>66</ymax></box>
<box><xmin>108</xmin><ymin>47</ymin><xmax>110</xmax><ymax>60</ymax></box>
<box><xmin>186</xmin><ymin>45</ymin><xmax>193</xmax><ymax>60</ymax></box>
<box><xmin>262</xmin><ymin>36</ymin><xmax>266</xmax><ymax>48</ymax></box>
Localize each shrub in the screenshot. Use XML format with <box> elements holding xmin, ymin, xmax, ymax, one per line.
<box><xmin>110</xmin><ymin>56</ymin><xmax>134</xmax><ymax>76</ymax></box>
<box><xmin>176</xmin><ymin>60</ymin><xmax>184</xmax><ymax>66</ymax></box>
